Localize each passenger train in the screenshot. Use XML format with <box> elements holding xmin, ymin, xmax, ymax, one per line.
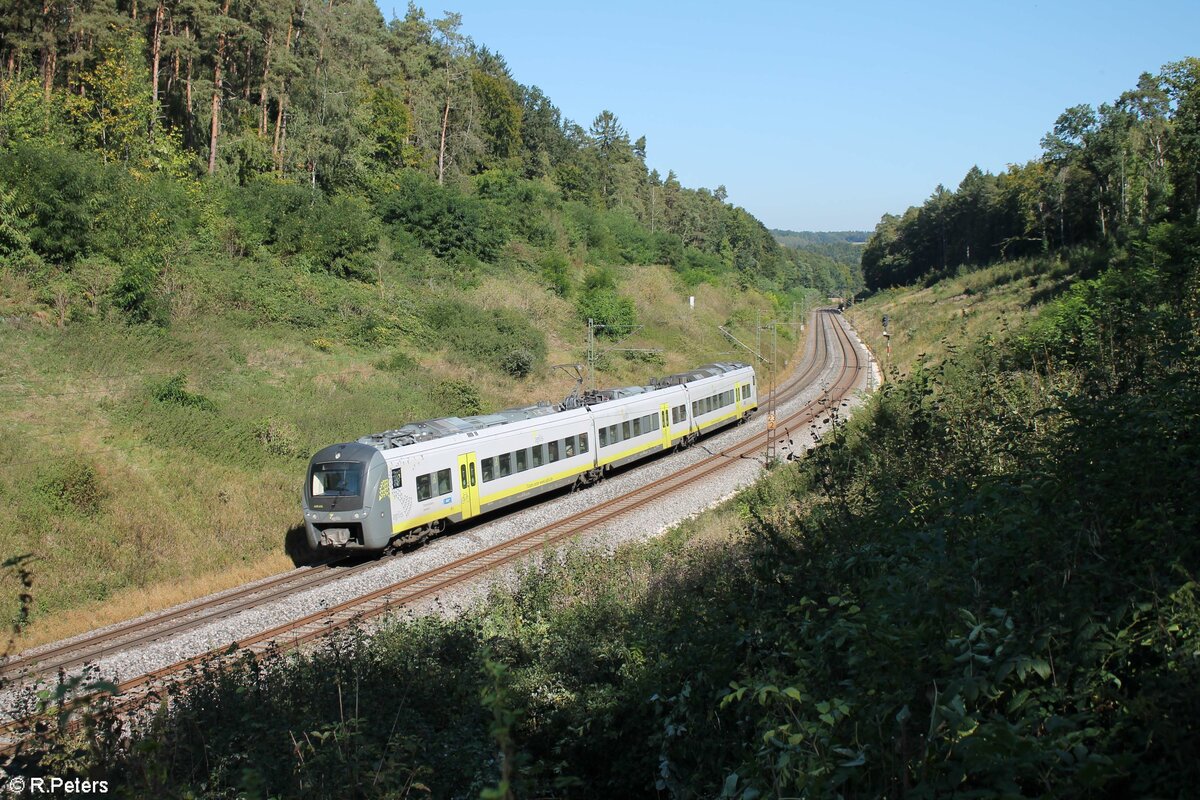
<box><xmin>303</xmin><ymin>362</ymin><xmax>757</xmax><ymax>553</ymax></box>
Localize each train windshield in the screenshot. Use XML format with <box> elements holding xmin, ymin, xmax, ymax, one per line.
<box><xmin>310</xmin><ymin>461</ymin><xmax>363</xmax><ymax>497</ymax></box>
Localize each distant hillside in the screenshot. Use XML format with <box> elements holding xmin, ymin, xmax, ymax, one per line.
<box><xmin>771</xmin><ymin>229</ymin><xmax>868</xmax><ymax>267</ymax></box>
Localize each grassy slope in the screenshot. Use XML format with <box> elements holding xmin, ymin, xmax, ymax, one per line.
<box><xmin>0</xmin><ymin>260</ymin><xmax>791</xmax><ymax>648</ymax></box>
<box><xmin>845</xmin><ymin>257</ymin><xmax>1079</xmax><ymax>376</ymax></box>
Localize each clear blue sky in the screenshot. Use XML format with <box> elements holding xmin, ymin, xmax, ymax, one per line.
<box><xmin>378</xmin><ymin>0</ymin><xmax>1199</xmax><ymax>232</ymax></box>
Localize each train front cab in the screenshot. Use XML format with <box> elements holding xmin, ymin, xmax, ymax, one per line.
<box><xmin>303</xmin><ymin>442</ymin><xmax>393</xmax><ymax>551</ymax></box>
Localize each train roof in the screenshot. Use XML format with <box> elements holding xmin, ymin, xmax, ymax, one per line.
<box><xmin>358</xmin><ymin>403</ymin><xmax>560</xmax><ymax>450</ymax></box>
<box><xmin>355</xmin><ymin>361</ymin><xmax>752</xmax><ymax>451</ymax></box>
<box><xmin>649</xmin><ymin>361</ymin><xmax>750</xmax><ymax>387</ymax></box>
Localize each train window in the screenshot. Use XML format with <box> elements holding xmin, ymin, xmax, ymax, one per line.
<box><xmin>391</xmin><ymin>468</ymin><xmax>403</xmax><ymax>489</ymax></box>
<box><xmin>652</xmin><ymin>413</ymin><xmax>660</xmax><ymax>431</ymax></box>
<box><xmin>312</xmin><ymin>462</ymin><xmax>362</xmax><ymax>497</ymax></box>
<box><xmin>532</xmin><ymin>444</ymin><xmax>545</xmax><ymax>467</ymax></box>
<box><xmin>436</xmin><ymin>469</ymin><xmax>452</xmax><ymax>496</ymax></box>
<box><xmin>416</xmin><ymin>474</ymin><xmax>432</xmax><ymax>501</ymax></box>
<box><xmin>622</xmin><ymin>421</ymin><xmax>631</xmax><ymax>440</ymax></box>
<box><xmin>548</xmin><ymin>440</ymin><xmax>560</xmax><ymax>462</ymax></box>
<box><xmin>564</xmin><ymin>436</ymin><xmax>575</xmax><ymax>457</ymax></box>
<box><xmin>633</xmin><ymin>417</ymin><xmax>642</xmax><ymax>436</ymax></box>
<box><xmin>599</xmin><ymin>427</ymin><xmax>608</xmax><ymax>447</ymax></box>
<box><xmin>579</xmin><ymin>432</ymin><xmax>588</xmax><ymax>453</ymax></box>
<box><xmin>516</xmin><ymin>448</ymin><xmax>528</xmax><ymax>472</ymax></box>
<box><xmin>677</xmin><ymin>405</ymin><xmax>687</xmax><ymax>422</ymax></box>
<box><xmin>481</xmin><ymin>457</ymin><xmax>495</xmax><ymax>483</ymax></box>
<box><xmin>609</xmin><ymin>424</ymin><xmax>619</xmax><ymax>443</ymax></box>
<box><xmin>499</xmin><ymin>453</ymin><xmax>512</xmax><ymax>477</ymax></box>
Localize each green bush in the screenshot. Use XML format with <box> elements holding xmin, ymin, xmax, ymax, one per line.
<box><xmin>149</xmin><ymin>373</ymin><xmax>216</xmax><ymax>411</ymax></box>
<box><xmin>377</xmin><ymin>172</ymin><xmax>506</xmax><ymax>262</ymax></box>
<box><xmin>111</xmin><ymin>256</ymin><xmax>168</xmax><ymax>326</ymax></box>
<box><xmin>33</xmin><ymin>459</ymin><xmax>105</xmax><ymax>516</ymax></box>
<box><xmin>0</xmin><ymin>143</ymin><xmax>104</xmax><ymax>264</ymax></box>
<box><xmin>499</xmin><ymin>348</ymin><xmax>536</xmax><ymax>379</ymax></box>
<box><xmin>433</xmin><ymin>379</ymin><xmax>482</xmax><ymax>416</ymax></box>
<box><xmin>223</xmin><ymin>182</ymin><xmax>379</xmax><ymax>280</ymax></box>
<box><xmin>375</xmin><ymin>349</ymin><xmax>418</xmax><ymax>373</ymax></box>
<box><xmin>576</xmin><ymin>286</ymin><xmax>636</xmax><ymax>337</ymax></box>
<box><xmin>424</xmin><ymin>299</ymin><xmax>547</xmax><ymax>374</ymax></box>
<box><xmin>539</xmin><ymin>251</ymin><xmax>571</xmax><ymax>297</ymax></box>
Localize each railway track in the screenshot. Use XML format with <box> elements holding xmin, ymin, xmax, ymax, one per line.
<box><xmin>0</xmin><ymin>310</ymin><xmax>868</xmax><ymax>748</ymax></box>
<box><xmin>0</xmin><ymin>555</ymin><xmax>375</xmax><ymax>683</ymax></box>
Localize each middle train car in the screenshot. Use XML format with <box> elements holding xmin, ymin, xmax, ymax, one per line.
<box><xmin>303</xmin><ymin>362</ymin><xmax>756</xmax><ymax>553</ymax></box>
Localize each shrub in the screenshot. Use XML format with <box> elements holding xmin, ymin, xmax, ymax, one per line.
<box><xmin>540</xmin><ymin>251</ymin><xmax>571</xmax><ymax>297</ymax></box>
<box><xmin>500</xmin><ymin>348</ymin><xmax>536</xmax><ymax>379</ymax></box>
<box><xmin>375</xmin><ymin>350</ymin><xmax>418</xmax><ymax>373</ymax></box>
<box><xmin>433</xmin><ymin>379</ymin><xmax>482</xmax><ymax>416</ymax></box>
<box><xmin>424</xmin><ymin>300</ymin><xmax>547</xmax><ymax>374</ymax></box>
<box><xmin>149</xmin><ymin>373</ymin><xmax>216</xmax><ymax>411</ymax></box>
<box><xmin>0</xmin><ymin>144</ymin><xmax>103</xmax><ymax>265</ymax></box>
<box><xmin>33</xmin><ymin>460</ymin><xmax>105</xmax><ymax>516</ymax></box>
<box><xmin>111</xmin><ymin>256</ymin><xmax>168</xmax><ymax>326</ymax></box>
<box><xmin>576</xmin><ymin>287</ymin><xmax>636</xmax><ymax>337</ymax></box>
<box><xmin>377</xmin><ymin>172</ymin><xmax>506</xmax><ymax>262</ymax></box>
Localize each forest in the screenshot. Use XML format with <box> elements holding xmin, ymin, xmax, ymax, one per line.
<box><xmin>861</xmin><ymin>59</ymin><xmax>1200</xmax><ymax>290</ymax></box>
<box><xmin>0</xmin><ymin>0</ymin><xmax>856</xmax><ymax>300</ymax></box>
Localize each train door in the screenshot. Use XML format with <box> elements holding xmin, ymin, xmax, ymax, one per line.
<box><xmin>458</xmin><ymin>452</ymin><xmax>480</xmax><ymax>519</ymax></box>
<box><xmin>736</xmin><ymin>383</ymin><xmax>744</xmax><ymax>414</ymax></box>
<box><xmin>660</xmin><ymin>404</ymin><xmax>671</xmax><ymax>450</ymax></box>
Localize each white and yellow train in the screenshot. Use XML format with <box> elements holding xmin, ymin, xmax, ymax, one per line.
<box><xmin>303</xmin><ymin>362</ymin><xmax>756</xmax><ymax>552</ymax></box>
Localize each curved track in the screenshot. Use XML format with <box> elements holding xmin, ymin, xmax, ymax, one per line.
<box><xmin>0</xmin><ymin>310</ymin><xmax>868</xmax><ymax>746</ymax></box>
